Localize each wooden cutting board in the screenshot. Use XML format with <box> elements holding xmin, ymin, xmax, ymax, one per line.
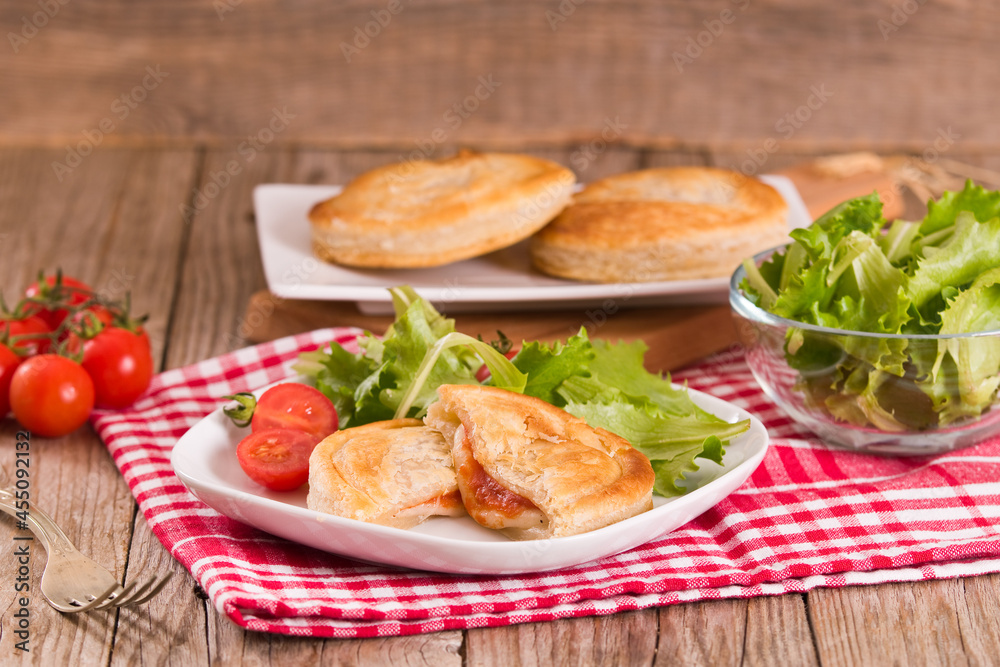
<box><xmin>241</xmin><ymin>160</ymin><xmax>902</xmax><ymax>372</ymax></box>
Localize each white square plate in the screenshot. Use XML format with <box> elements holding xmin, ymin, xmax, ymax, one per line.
<box><xmin>171</xmin><ymin>380</ymin><xmax>768</xmax><ymax>575</ymax></box>
<box><xmin>253</xmin><ymin>176</ymin><xmax>811</xmax><ymax>314</ymax></box>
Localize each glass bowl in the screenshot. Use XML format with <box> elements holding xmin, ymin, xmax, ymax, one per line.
<box><xmin>730</xmin><ymin>247</ymin><xmax>1000</xmax><ymax>456</ymax></box>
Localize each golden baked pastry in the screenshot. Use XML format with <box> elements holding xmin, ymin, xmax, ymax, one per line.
<box><xmin>424</xmin><ymin>385</ymin><xmax>654</xmax><ymax>540</ymax></box>
<box><xmin>309</xmin><ymin>150</ymin><xmax>576</xmax><ymax>268</ymax></box>
<box><xmin>529</xmin><ymin>167</ymin><xmax>788</xmax><ymax>282</ymax></box>
<box><xmin>306</xmin><ymin>419</ymin><xmax>465</xmax><ymax>529</ymax></box>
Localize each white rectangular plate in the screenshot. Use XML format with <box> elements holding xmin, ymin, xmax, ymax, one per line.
<box><xmin>253</xmin><ymin>175</ymin><xmax>811</xmax><ymax>314</ymax></box>
<box><xmin>171</xmin><ymin>381</ymin><xmax>768</xmax><ymax>575</ymax></box>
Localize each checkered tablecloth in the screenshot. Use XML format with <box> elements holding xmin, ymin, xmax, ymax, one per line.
<box><xmin>90</xmin><ymin>328</ymin><xmax>1000</xmax><ymax>638</ymax></box>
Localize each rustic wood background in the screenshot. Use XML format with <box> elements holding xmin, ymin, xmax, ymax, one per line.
<box><xmin>2</xmin><ymin>0</ymin><xmax>994</xmax><ymax>154</ymax></box>
<box><xmin>3</xmin><ymin>0</ymin><xmax>1000</xmax><ymax>665</ymax></box>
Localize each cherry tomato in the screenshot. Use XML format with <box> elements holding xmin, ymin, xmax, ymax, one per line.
<box><xmin>82</xmin><ymin>326</ymin><xmax>154</xmax><ymax>409</ymax></box>
<box><xmin>0</xmin><ymin>343</ymin><xmax>21</xmax><ymax>416</ymax></box>
<box><xmin>9</xmin><ymin>354</ymin><xmax>95</xmax><ymax>437</ymax></box>
<box><xmin>24</xmin><ymin>275</ymin><xmax>93</xmax><ymax>328</ymax></box>
<box><xmin>236</xmin><ymin>428</ymin><xmax>318</xmax><ymax>491</ymax></box>
<box><xmin>250</xmin><ymin>383</ymin><xmax>338</xmax><ymax>439</ymax></box>
<box><xmin>61</xmin><ymin>305</ymin><xmax>115</xmax><ymax>354</ymax></box>
<box><xmin>0</xmin><ymin>315</ymin><xmax>53</xmax><ymax>355</ymax></box>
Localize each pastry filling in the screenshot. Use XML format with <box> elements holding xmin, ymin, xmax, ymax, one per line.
<box><xmin>464</xmin><ymin>455</ymin><xmax>537</xmax><ymax>518</ymax></box>
<box><xmin>453</xmin><ymin>424</ymin><xmax>544</xmax><ymax>531</ymax></box>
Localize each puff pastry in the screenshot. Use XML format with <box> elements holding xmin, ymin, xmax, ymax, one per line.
<box><xmin>306</xmin><ymin>419</ymin><xmax>465</xmax><ymax>529</ymax></box>
<box><xmin>529</xmin><ymin>167</ymin><xmax>788</xmax><ymax>282</ymax></box>
<box><xmin>309</xmin><ymin>150</ymin><xmax>575</xmax><ymax>268</ymax></box>
<box><xmin>424</xmin><ymin>385</ymin><xmax>654</xmax><ymax>540</ymax></box>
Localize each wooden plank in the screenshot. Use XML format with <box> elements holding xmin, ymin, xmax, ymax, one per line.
<box><xmin>163</xmin><ymin>148</ymin><xmax>293</xmax><ymax>366</ymax></box>
<box><xmin>656</xmin><ymin>599</ymin><xmax>748</xmax><ymax>666</ymax></box>
<box><xmin>656</xmin><ymin>595</ymin><xmax>819</xmax><ymax>667</ymax></box>
<box><xmin>208</xmin><ymin>615</ymin><xmax>464</xmax><ymax>667</ymax></box>
<box><xmin>743</xmin><ymin>595</ymin><xmax>818</xmax><ymax>667</ymax></box>
<box><xmin>808</xmin><ymin>580</ymin><xmax>971</xmax><ymax>667</ymax></box>
<box><xmin>955</xmin><ymin>574</ymin><xmax>1000</xmax><ymax>663</ymax></box>
<box><xmin>466</xmin><ymin>610</ymin><xmax>658</xmax><ymax>667</ymax></box>
<box><xmin>3</xmin><ymin>2</ymin><xmax>997</xmax><ymax>152</ymax></box>
<box><xmin>0</xmin><ymin>148</ymin><xmax>195</xmax><ymax>663</ymax></box>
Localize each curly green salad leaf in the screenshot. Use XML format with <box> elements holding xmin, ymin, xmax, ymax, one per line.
<box><xmin>740</xmin><ymin>180</ymin><xmax>1000</xmax><ymax>430</ymax></box>
<box><xmin>293</xmin><ymin>286</ymin><xmax>749</xmax><ymax>496</ymax></box>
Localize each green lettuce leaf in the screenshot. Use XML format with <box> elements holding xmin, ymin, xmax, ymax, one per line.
<box><xmin>790</xmin><ymin>192</ymin><xmax>885</xmax><ymax>261</ymax></box>
<box><xmin>907</xmin><ymin>211</ymin><xmax>1000</xmax><ymax>309</ymax></box>
<box><xmin>932</xmin><ymin>267</ymin><xmax>1000</xmax><ymax>416</ymax></box>
<box><xmin>513</xmin><ymin>329</ymin><xmax>595</xmax><ymax>405</ymax></box>
<box><xmin>918</xmin><ymin>180</ymin><xmax>1000</xmax><ymax>236</ymax></box>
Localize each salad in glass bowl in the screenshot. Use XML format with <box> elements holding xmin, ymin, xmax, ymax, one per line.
<box><xmin>731</xmin><ymin>181</ymin><xmax>1000</xmax><ymax>455</ymax></box>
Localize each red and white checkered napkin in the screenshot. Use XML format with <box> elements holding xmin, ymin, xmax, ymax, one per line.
<box><xmin>90</xmin><ymin>328</ymin><xmax>1000</xmax><ymax>638</ymax></box>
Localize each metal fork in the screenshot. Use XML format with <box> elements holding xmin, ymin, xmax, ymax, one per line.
<box><xmin>0</xmin><ymin>488</ymin><xmax>172</xmax><ymax>612</ymax></box>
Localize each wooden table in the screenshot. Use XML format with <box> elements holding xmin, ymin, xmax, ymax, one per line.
<box><xmin>2</xmin><ymin>145</ymin><xmax>1000</xmax><ymax>666</ymax></box>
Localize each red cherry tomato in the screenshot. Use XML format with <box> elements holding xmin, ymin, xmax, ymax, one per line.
<box><xmin>0</xmin><ymin>315</ymin><xmax>53</xmax><ymax>355</ymax></box>
<box><xmin>251</xmin><ymin>383</ymin><xmax>338</xmax><ymax>439</ymax></box>
<box><xmin>236</xmin><ymin>428</ymin><xmax>318</xmax><ymax>491</ymax></box>
<box><xmin>9</xmin><ymin>354</ymin><xmax>95</xmax><ymax>437</ymax></box>
<box><xmin>24</xmin><ymin>275</ymin><xmax>93</xmax><ymax>328</ymax></box>
<box><xmin>0</xmin><ymin>343</ymin><xmax>21</xmax><ymax>416</ymax></box>
<box><xmin>62</xmin><ymin>305</ymin><xmax>115</xmax><ymax>354</ymax></box>
<box><xmin>82</xmin><ymin>326</ymin><xmax>154</xmax><ymax>409</ymax></box>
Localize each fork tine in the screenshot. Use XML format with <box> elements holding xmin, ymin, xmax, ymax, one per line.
<box><xmin>91</xmin><ymin>578</ymin><xmax>139</xmax><ymax>610</ymax></box>
<box><xmin>56</xmin><ymin>581</ymin><xmax>122</xmax><ymax>613</ymax></box>
<box><xmin>107</xmin><ymin>575</ymin><xmax>156</xmax><ymax>607</ymax></box>
<box><xmin>115</xmin><ymin>572</ymin><xmax>173</xmax><ymax>608</ymax></box>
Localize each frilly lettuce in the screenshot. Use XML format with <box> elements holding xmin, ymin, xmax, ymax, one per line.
<box><xmin>295</xmin><ymin>287</ymin><xmax>748</xmax><ymax>496</ymax></box>
<box><xmin>741</xmin><ymin>180</ymin><xmax>1000</xmax><ymax>430</ymax></box>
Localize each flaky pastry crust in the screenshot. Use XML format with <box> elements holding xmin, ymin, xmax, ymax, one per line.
<box><xmin>309</xmin><ymin>150</ymin><xmax>575</xmax><ymax>268</ymax></box>
<box><xmin>306</xmin><ymin>419</ymin><xmax>465</xmax><ymax>529</ymax></box>
<box><xmin>529</xmin><ymin>167</ymin><xmax>788</xmax><ymax>282</ymax></box>
<box><xmin>424</xmin><ymin>385</ymin><xmax>654</xmax><ymax>540</ymax></box>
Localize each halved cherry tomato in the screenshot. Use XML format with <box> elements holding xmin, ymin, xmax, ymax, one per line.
<box><xmin>250</xmin><ymin>383</ymin><xmax>338</xmax><ymax>439</ymax></box>
<box><xmin>0</xmin><ymin>343</ymin><xmax>21</xmax><ymax>416</ymax></box>
<box><xmin>82</xmin><ymin>326</ymin><xmax>154</xmax><ymax>409</ymax></box>
<box><xmin>24</xmin><ymin>275</ymin><xmax>93</xmax><ymax>328</ymax></box>
<box><xmin>0</xmin><ymin>315</ymin><xmax>53</xmax><ymax>355</ymax></box>
<box><xmin>236</xmin><ymin>428</ymin><xmax>318</xmax><ymax>491</ymax></box>
<box><xmin>9</xmin><ymin>354</ymin><xmax>95</xmax><ymax>437</ymax></box>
